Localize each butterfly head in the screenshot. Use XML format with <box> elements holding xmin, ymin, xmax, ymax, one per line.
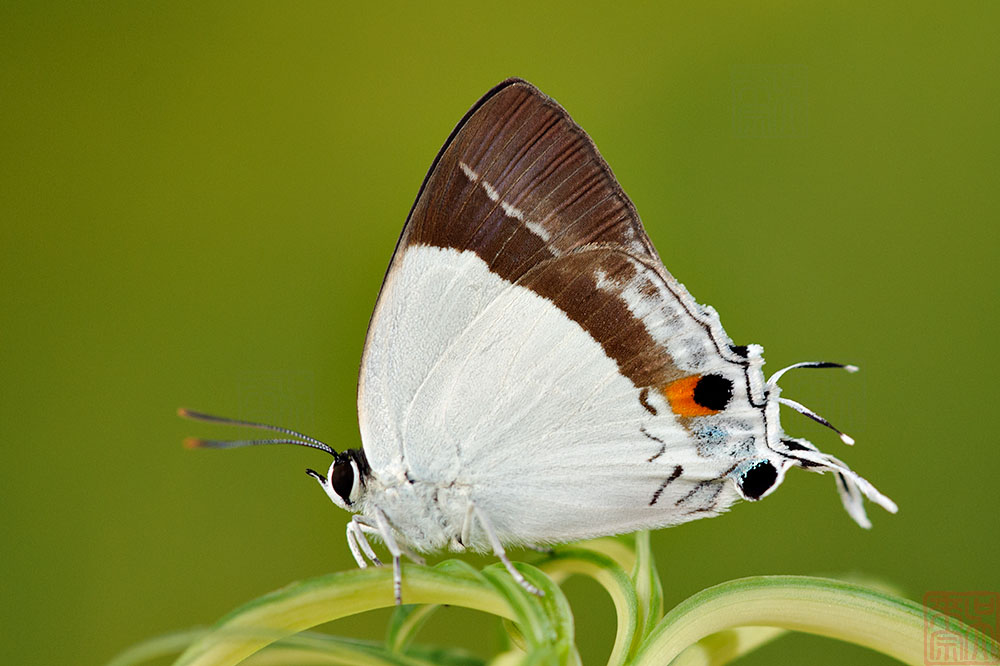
<box><xmin>307</xmin><ymin>448</ymin><xmax>370</xmax><ymax>511</ymax></box>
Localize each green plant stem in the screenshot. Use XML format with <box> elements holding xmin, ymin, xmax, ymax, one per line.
<box><xmin>632</xmin><ymin>575</ymin><xmax>999</xmax><ymax>666</ymax></box>
<box><xmin>174</xmin><ymin>564</ymin><xmax>514</xmax><ymax>666</ymax></box>
<box><xmin>538</xmin><ymin>548</ymin><xmax>638</xmax><ymax>666</ymax></box>
<box><xmin>670</xmin><ymin>626</ymin><xmax>788</xmax><ymax>666</ymax></box>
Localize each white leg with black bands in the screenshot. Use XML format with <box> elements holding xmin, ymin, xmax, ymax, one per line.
<box><xmin>345</xmin><ymin>522</ymin><xmax>367</xmax><ymax>569</ymax></box>
<box><xmin>473</xmin><ymin>503</ymin><xmax>543</xmax><ymax>597</ymax></box>
<box><xmin>398</xmin><ymin>542</ymin><xmax>426</xmax><ymax>566</ymax></box>
<box><xmin>348</xmin><ymin>515</ymin><xmax>382</xmax><ymax>567</ymax></box>
<box><xmin>372</xmin><ymin>507</ymin><xmax>404</xmax><ymax>605</ymax></box>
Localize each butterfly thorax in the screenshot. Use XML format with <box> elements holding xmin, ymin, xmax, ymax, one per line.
<box><xmin>357</xmin><ymin>470</ymin><xmax>478</xmax><ymax>554</ymax></box>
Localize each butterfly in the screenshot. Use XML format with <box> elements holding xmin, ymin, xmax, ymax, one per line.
<box><xmin>182</xmin><ymin>78</ymin><xmax>897</xmax><ymax>604</ymax></box>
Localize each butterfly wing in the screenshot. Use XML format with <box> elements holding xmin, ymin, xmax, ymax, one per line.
<box><xmin>358</xmin><ymin>80</ymin><xmax>774</xmax><ymax>544</ymax></box>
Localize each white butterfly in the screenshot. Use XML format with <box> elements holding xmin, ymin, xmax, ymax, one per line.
<box><xmin>183</xmin><ymin>78</ymin><xmax>897</xmax><ymax>604</ymax></box>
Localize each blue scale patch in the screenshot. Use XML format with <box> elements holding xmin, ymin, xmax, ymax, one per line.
<box><xmin>695</xmin><ymin>425</ymin><xmax>727</xmax><ymax>457</ymax></box>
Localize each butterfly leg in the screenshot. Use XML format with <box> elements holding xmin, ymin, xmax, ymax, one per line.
<box><xmin>472</xmin><ymin>504</ymin><xmax>543</xmax><ymax>597</ymax></box>
<box><xmin>345</xmin><ymin>522</ymin><xmax>366</xmax><ymax>568</ymax></box>
<box><xmin>346</xmin><ymin>516</ymin><xmax>382</xmax><ymax>567</ymax></box>
<box><xmin>397</xmin><ymin>543</ymin><xmax>426</xmax><ymax>566</ymax></box>
<box><xmin>355</xmin><ymin>516</ymin><xmax>427</xmax><ymax>566</ymax></box>
<box><xmin>372</xmin><ymin>507</ymin><xmax>404</xmax><ymax>605</ymax></box>
<box><xmin>459</xmin><ymin>502</ymin><xmax>475</xmax><ymax>548</ymax></box>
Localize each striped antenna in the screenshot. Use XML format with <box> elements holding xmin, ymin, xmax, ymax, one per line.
<box><xmin>178</xmin><ymin>408</ymin><xmax>336</xmax><ymax>456</ymax></box>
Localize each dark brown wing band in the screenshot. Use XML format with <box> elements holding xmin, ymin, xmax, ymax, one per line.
<box><xmin>362</xmin><ymin>79</ymin><xmax>750</xmax><ymax>398</ymax></box>
<box><xmin>399</xmin><ymin>78</ymin><xmax>662</xmax><ymax>283</ymax></box>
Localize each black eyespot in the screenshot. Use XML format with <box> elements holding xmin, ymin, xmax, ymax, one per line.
<box><xmin>729</xmin><ymin>344</ymin><xmax>749</xmax><ymax>358</ymax></box>
<box><xmin>330</xmin><ymin>458</ymin><xmax>355</xmax><ymax>504</ymax></box>
<box><xmin>738</xmin><ymin>461</ymin><xmax>778</xmax><ymax>500</ymax></box>
<box><xmin>693</xmin><ymin>374</ymin><xmax>733</xmax><ymax>411</ymax></box>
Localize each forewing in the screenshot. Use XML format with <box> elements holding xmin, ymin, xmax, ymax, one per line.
<box><xmin>396</xmin><ymin>78</ymin><xmax>661</xmax><ymax>280</ymax></box>
<box><xmin>357</xmin><ymin>80</ymin><xmax>762</xmax><ymax>540</ymax></box>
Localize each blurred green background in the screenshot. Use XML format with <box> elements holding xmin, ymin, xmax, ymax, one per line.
<box><xmin>2</xmin><ymin>3</ymin><xmax>997</xmax><ymax>664</ymax></box>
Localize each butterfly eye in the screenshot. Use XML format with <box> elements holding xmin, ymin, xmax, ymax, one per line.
<box><xmin>330</xmin><ymin>458</ymin><xmax>358</xmax><ymax>505</ymax></box>
<box><xmin>737</xmin><ymin>460</ymin><xmax>779</xmax><ymax>501</ymax></box>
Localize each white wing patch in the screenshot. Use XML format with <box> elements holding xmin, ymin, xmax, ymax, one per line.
<box><xmin>594</xmin><ymin>261</ymin><xmax>729</xmax><ymax>375</ymax></box>
<box><xmin>358</xmin><ymin>245</ymin><xmax>739</xmax><ymax>547</ymax></box>
<box><xmin>523</xmin><ymin>218</ymin><xmax>551</xmax><ymax>241</ymax></box>
<box><xmin>359</xmin><ymin>246</ymin><xmax>510</xmax><ymax>479</ymax></box>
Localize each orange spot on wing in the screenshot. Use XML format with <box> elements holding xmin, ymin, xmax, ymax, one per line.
<box><xmin>662</xmin><ymin>375</ymin><xmax>719</xmax><ymax>417</ymax></box>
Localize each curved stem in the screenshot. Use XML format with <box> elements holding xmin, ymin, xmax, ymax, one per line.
<box><xmin>632</xmin><ymin>576</ymin><xmax>999</xmax><ymax>666</ymax></box>
<box><xmin>538</xmin><ymin>548</ymin><xmax>638</xmax><ymax>666</ymax></box>
<box><xmin>174</xmin><ymin>565</ymin><xmax>513</xmax><ymax>666</ymax></box>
